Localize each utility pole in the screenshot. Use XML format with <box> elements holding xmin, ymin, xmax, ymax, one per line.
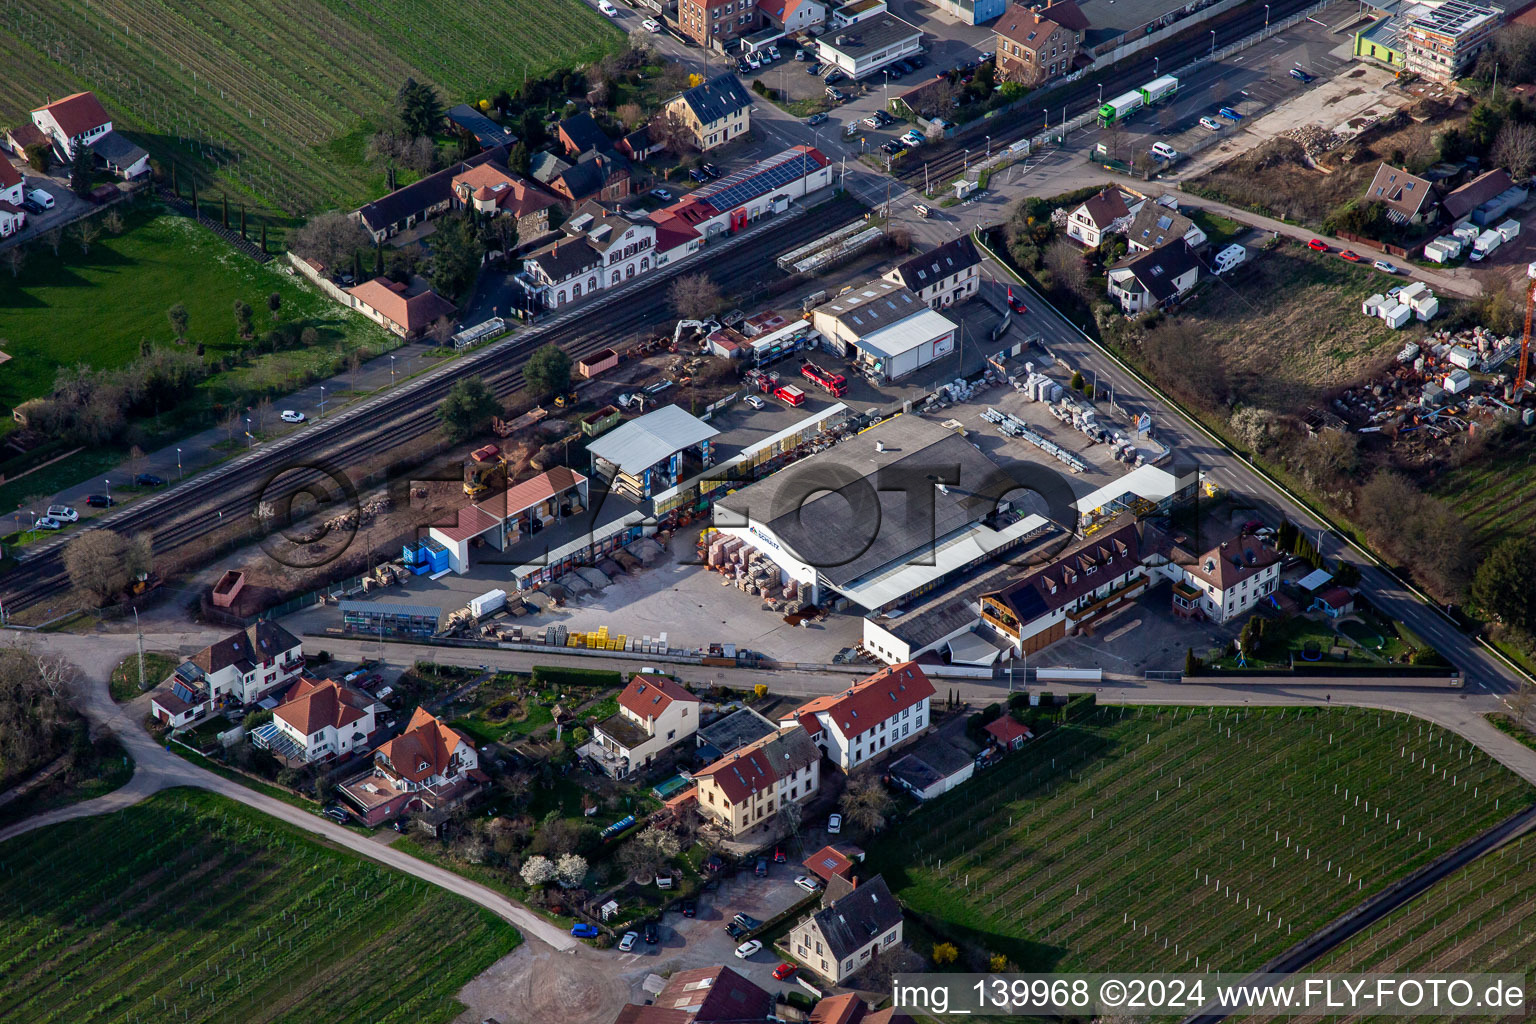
<box><xmin>133</xmin><ymin>606</ymin><xmax>145</xmax><ymax>693</ymax></box>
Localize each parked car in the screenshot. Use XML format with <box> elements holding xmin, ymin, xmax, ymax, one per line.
<box><xmin>597</xmin><ymin>0</ymin><xmax>619</xmax><ymax>15</ymax></box>
<box><xmin>909</xmin><ymin>52</ymin><xmax>927</xmax><ymax>68</ymax></box>
<box><xmin>755</xmin><ymin>857</ymin><xmax>768</xmax><ymax>877</ymax></box>
<box><xmin>806</xmin><ymin>62</ymin><xmax>822</xmax><ymax>75</ymax></box>
<box><xmin>46</xmin><ymin>505</ymin><xmax>79</xmax><ymax>522</ymax></box>
<box><xmin>1290</xmin><ymin>67</ymin><xmax>1314</xmax><ymax>82</ymax></box>
<box><xmin>34</xmin><ymin>516</ymin><xmax>62</xmax><ymax>531</ymax></box>
<box><xmin>644</xmin><ymin>920</ymin><xmax>659</xmax><ymax>944</ymax></box>
<box><xmin>280</xmin><ymin>409</ymin><xmax>306</xmax><ymax>423</ymax></box>
<box><xmin>1339</xmin><ymin>250</ymin><xmax>1361</xmax><ymax>262</ymax></box>
<box><xmin>26</xmin><ymin>188</ymin><xmax>54</xmax><ymax>209</ymax></box>
<box><xmin>1373</xmin><ymin>260</ymin><xmax>1399</xmax><ymax>274</ymax></box>
<box><xmin>768</xmin><ymin>45</ymin><xmax>781</xmax><ymax>61</ymax></box>
<box><xmin>900</xmin><ymin>130</ymin><xmax>924</xmax><ymax>147</ymax></box>
<box><xmin>21</xmin><ymin>197</ymin><xmax>44</xmax><ymax>214</ymax></box>
<box><xmin>773</xmin><ymin>962</ymin><xmax>799</xmax><ymax>980</ymax></box>
<box><xmin>739</xmin><ymin>60</ymin><xmax>753</xmax><ymax>74</ymax></box>
<box><xmin>880</xmin><ymin>141</ymin><xmax>904</xmax><ymax>155</ymax></box>
<box><xmin>1306</xmin><ymin>239</ymin><xmax>1329</xmax><ymax>252</ymax></box>
<box><xmin>748</xmin><ymin>52</ymin><xmax>762</xmax><ymax>69</ymax></box>
<box><xmin>651</xmin><ymin>187</ymin><xmax>674</xmax><ymax>200</ymax></box>
<box><xmin>734</xmin><ymin>912</ymin><xmax>762</xmax><ymax>930</ymax></box>
<box><xmin>85</xmin><ymin>494</ymin><xmax>115</xmax><ymax>508</ymax></box>
<box><xmin>894</xmin><ymin>59</ymin><xmax>914</xmax><ymax>74</ymax></box>
<box><xmin>643</xmin><ymin>17</ymin><xmax>662</xmax><ymax>30</ymax></box>
<box><xmin>618</xmin><ymin>931</ymin><xmax>638</xmax><ymax>951</ymax></box>
<box><xmin>827</xmin><ymin>813</ymin><xmax>842</xmax><ymax>834</ymax></box>
<box><xmin>702</xmin><ymin>163</ymin><xmax>722</xmax><ymax>179</ymax></box>
<box><xmin>773</xmin><ymin>847</ymin><xmax>787</xmax><ymax>863</ymax></box>
<box><xmin>134</xmin><ymin>473</ymin><xmax>165</xmax><ymax>487</ymax></box>
<box><xmin>681</xmin><ymin>898</ymin><xmax>697</xmax><ymax>918</ymax></box>
<box><xmin>1199</xmin><ymin>117</ymin><xmax>1222</xmax><ymax>132</ymax></box>
<box><xmin>1219</xmin><ymin>106</ymin><xmax>1243</xmax><ymax>121</ymax></box>
<box><xmin>735</xmin><ymin>940</ymin><xmax>763</xmax><ymax>959</ymax></box>
<box><xmin>886</xmin><ymin>63</ymin><xmax>905</xmax><ymax>78</ymax></box>
<box><xmin>689</xmin><ymin>168</ymin><xmax>709</xmax><ymax>183</ymax></box>
<box><xmin>1150</xmin><ymin>141</ymin><xmax>1178</xmax><ymax>161</ymax></box>
<box><xmin>744</xmin><ymin>395</ymin><xmax>765</xmax><ymax>410</ymax></box>
<box><xmin>571</xmin><ymin>923</ymin><xmax>600</xmax><ymax>938</ymax></box>
<box><xmin>323</xmin><ymin>806</ymin><xmax>348</xmax><ymax>823</ymax></box>
<box><xmin>826</xmin><ymin>86</ymin><xmax>846</xmax><ymax>103</ymax></box>
<box><xmin>806</xmin><ymin>112</ymin><xmax>828</xmax><ymax>126</ymax></box>
<box><xmin>795</xmin><ymin>48</ymin><xmax>809</xmax><ymax>61</ymax></box>
<box><xmin>863</xmin><ymin>113</ymin><xmax>883</xmax><ymax>129</ymax></box>
<box><xmin>794</xmin><ymin>875</ymin><xmax>820</xmax><ymax>893</ymax></box>
<box><xmin>725</xmin><ymin>921</ymin><xmax>749</xmax><ymax>939</ymax></box>
<box><xmin>824</xmin><ymin>70</ymin><xmax>846</xmax><ymax>84</ymax></box>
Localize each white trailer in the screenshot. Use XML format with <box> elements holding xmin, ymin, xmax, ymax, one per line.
<box><xmin>1381</xmin><ymin>302</ymin><xmax>1411</xmax><ymax>329</ymax></box>
<box><xmin>469</xmin><ymin>588</ymin><xmax>507</xmax><ymax>618</ymax></box>
<box><xmin>1497</xmin><ymin>218</ymin><xmax>1521</xmax><ymax>242</ymax></box>
<box><xmin>1098</xmin><ymin>91</ymin><xmax>1144</xmax><ymax>126</ymax></box>
<box><xmin>1423</xmin><ymin>239</ymin><xmax>1459</xmax><ymax>263</ymax></box>
<box><xmin>1214</xmin><ymin>243</ymin><xmax>1246</xmax><ymax>274</ymax></box>
<box><xmin>1138</xmin><ymin>75</ymin><xmax>1180</xmax><ymax>105</ymax></box>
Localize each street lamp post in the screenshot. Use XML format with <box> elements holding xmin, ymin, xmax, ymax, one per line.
<box><xmin>1154</xmin><ymin>56</ymin><xmax>1159</xmax><ymax>75</ymax></box>
<box><xmin>1098</xmin><ymin>83</ymin><xmax>1103</xmax><ymax>103</ymax></box>
<box><xmin>245</xmin><ymin>416</ymin><xmax>252</xmax><ymax>447</ymax></box>
<box><xmin>104</xmin><ymin>479</ymin><xmax>110</xmax><ymax>503</ymax></box>
<box><xmin>883</xmin><ymin>70</ymin><xmax>889</xmax><ymax>109</ymax></box>
<box><xmin>963</xmin><ymin>148</ymin><xmax>969</xmax><ymax>172</ymax></box>
<box><xmin>176</xmin><ymin>448</ymin><xmax>182</xmax><ymax>480</ymax></box>
<box><xmin>1210</xmin><ymin>29</ymin><xmax>1216</xmax><ymax>56</ymax></box>
<box><xmin>1264</xmin><ymin>4</ymin><xmax>1270</xmax><ymax>28</ymax></box>
<box><xmin>390</xmin><ymin>355</ymin><xmax>396</xmax><ymax>382</ymax></box>
<box><xmin>985</xmin><ymin>134</ymin><xmax>991</xmax><ymax>159</ymax></box>
<box><xmin>319</xmin><ymin>385</ymin><xmax>327</xmax><ymax>418</ymax></box>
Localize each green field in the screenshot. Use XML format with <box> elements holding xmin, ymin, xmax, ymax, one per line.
<box><xmin>0</xmin><ymin>790</ymin><xmax>520</xmax><ymax>1024</ymax></box>
<box><xmin>0</xmin><ymin>206</ymin><xmax>392</xmax><ymax>411</ymax></box>
<box><xmin>866</xmin><ymin>707</ymin><xmax>1531</xmax><ymax>973</ymax></box>
<box><xmin>0</xmin><ymin>0</ymin><xmax>621</xmax><ymax>213</ymax></box>
<box><xmin>1429</xmin><ymin>429</ymin><xmax>1536</xmax><ymax>549</ymax></box>
<box><xmin>1304</xmin><ymin>831</ymin><xmax>1536</xmax><ymax>1022</ymax></box>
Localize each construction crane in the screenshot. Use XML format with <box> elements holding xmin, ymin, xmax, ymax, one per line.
<box><xmin>1520</xmin><ymin>262</ymin><xmax>1536</xmax><ymax>394</ymax></box>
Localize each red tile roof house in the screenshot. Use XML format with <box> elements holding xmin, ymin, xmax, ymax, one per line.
<box><xmin>586</xmin><ymin>675</ymin><xmax>702</xmax><ymax>778</ymax></box>
<box><xmin>271</xmin><ymin>678</ymin><xmax>384</xmax><ymax>763</ymax></box>
<box><xmin>450</xmin><ymin>161</ymin><xmax>559</xmax><ymax>250</ymax></box>
<box><xmin>345</xmin><ymin>276</ymin><xmax>457</xmax><ymax>338</ymax></box>
<box><xmin>30</xmin><ymin>91</ymin><xmax>111</xmax><ymax>161</ymax></box>
<box><xmin>0</xmin><ymin>158</ymin><xmax>26</xmax><ymax>239</ymax></box>
<box><xmin>983</xmin><ymin>715</ymin><xmax>1033</xmax><ymax>751</ymax></box>
<box><xmin>803</xmin><ymin>842</ymin><xmax>864</xmax><ymax>883</ymax></box>
<box><xmin>779</xmin><ymin>661</ymin><xmax>934</xmax><ymax>771</ymax></box>
<box><xmin>338</xmin><ymin>707</ymin><xmax>487</xmax><ymax>825</ymax></box>
<box><xmin>611</xmin><ymin>965</ymin><xmax>771</xmax><ymax>1024</ymax></box>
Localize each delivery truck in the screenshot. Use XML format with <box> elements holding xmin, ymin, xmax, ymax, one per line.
<box><xmin>1138</xmin><ymin>75</ymin><xmax>1179</xmax><ymax>105</ymax></box>
<box><xmin>1470</xmin><ymin>228</ymin><xmax>1503</xmax><ymax>260</ymax></box>
<box><xmin>1098</xmin><ymin>91</ymin><xmax>1144</xmax><ymax>126</ymax></box>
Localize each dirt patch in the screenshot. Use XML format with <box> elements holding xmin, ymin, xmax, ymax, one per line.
<box><xmin>452</xmin><ymin>942</ymin><xmax>635</xmax><ymax>1024</ymax></box>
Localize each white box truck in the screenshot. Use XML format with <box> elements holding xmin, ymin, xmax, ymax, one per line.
<box><xmin>469</xmin><ymin>588</ymin><xmax>507</xmax><ymax>618</ymax></box>
<box><xmin>1497</xmin><ymin>219</ymin><xmax>1521</xmax><ymax>243</ymax></box>
<box><xmin>1098</xmin><ymin>91</ymin><xmax>1144</xmax><ymax>126</ymax></box>
<box><xmin>1471</xmin><ymin>229</ymin><xmax>1503</xmax><ymax>260</ymax></box>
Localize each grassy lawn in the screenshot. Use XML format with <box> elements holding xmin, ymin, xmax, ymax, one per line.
<box><xmin>1311</xmin><ymin>829</ymin><xmax>1536</xmax><ymax>989</ymax></box>
<box><xmin>865</xmin><ymin>706</ymin><xmax>1532</xmax><ymax>973</ymax></box>
<box><xmin>1428</xmin><ymin>427</ymin><xmax>1536</xmax><ymax>550</ymax></box>
<box><xmin>1189</xmin><ymin>208</ymin><xmax>1244</xmax><ymax>249</ymax></box>
<box><xmin>0</xmin><ymin>206</ymin><xmax>394</xmax><ymax>411</ymax></box>
<box><xmin>0</xmin><ymin>789</ymin><xmax>520</xmax><ymax>1024</ymax></box>
<box><xmin>109</xmin><ymin>651</ymin><xmax>179</xmax><ymax>703</ymax></box>
<box><xmin>1487</xmin><ymin>712</ymin><xmax>1536</xmax><ymax>752</ymax></box>
<box><xmin>1210</xmin><ymin>615</ymin><xmax>1357</xmax><ymax>670</ymax></box>
<box><xmin>0</xmin><ymin>0</ymin><xmax>621</xmax><ymax>214</ymax></box>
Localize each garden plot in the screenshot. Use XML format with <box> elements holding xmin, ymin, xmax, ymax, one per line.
<box><xmin>0</xmin><ymin>790</ymin><xmax>520</xmax><ymax>1024</ymax></box>
<box><xmin>866</xmin><ymin>706</ymin><xmax>1532</xmax><ymax>972</ymax></box>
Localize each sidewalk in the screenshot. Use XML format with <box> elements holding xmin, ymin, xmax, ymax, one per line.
<box><xmin>34</xmin><ymin>336</ymin><xmax>450</xmax><ymax>524</ymax></box>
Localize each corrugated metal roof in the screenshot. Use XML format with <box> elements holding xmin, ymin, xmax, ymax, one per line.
<box><xmin>587</xmin><ymin>404</ymin><xmax>718</xmax><ymax>475</ymax></box>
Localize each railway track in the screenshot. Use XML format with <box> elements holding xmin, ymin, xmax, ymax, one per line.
<box><xmin>0</xmin><ymin>196</ymin><xmax>867</xmax><ymax>613</ymax></box>
<box><xmin>897</xmin><ymin>0</ymin><xmax>1321</xmax><ymax>189</ymax></box>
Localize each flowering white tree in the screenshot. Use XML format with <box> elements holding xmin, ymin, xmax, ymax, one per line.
<box><xmin>555</xmin><ymin>853</ymin><xmax>588</xmax><ymax>888</ymax></box>
<box><xmin>520</xmin><ymin>854</ymin><xmax>556</xmax><ymax>887</ymax></box>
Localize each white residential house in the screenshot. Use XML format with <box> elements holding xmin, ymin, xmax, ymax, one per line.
<box><xmin>1168</xmin><ymin>534</ymin><xmax>1283</xmax><ymax>624</ymax></box>
<box><xmin>0</xmin><ymin>158</ymin><xmax>26</xmax><ymax>237</ymax></box>
<box><xmin>30</xmin><ymin>91</ymin><xmax>111</xmax><ymax>160</ymax></box>
<box><xmin>271</xmin><ymin>678</ymin><xmax>382</xmax><ymax>763</ymax></box>
<box><xmin>150</xmin><ymin>676</ymin><xmax>213</xmax><ymax>730</ymax></box>
<box><xmin>881</xmin><ymin>235</ymin><xmax>982</xmax><ymax>309</ymax></box>
<box><xmin>177</xmin><ymin>621</ymin><xmax>304</xmax><ymax>706</ymax></box>
<box><xmin>788</xmin><ymin>874</ymin><xmax>904</xmax><ymax>983</ymax></box>
<box><xmin>1066</xmin><ymin>187</ymin><xmax>1141</xmax><ymax>247</ymax></box>
<box><xmin>693</xmin><ymin>725</ymin><xmax>822</xmax><ymax>837</ymax></box>
<box><xmin>1107</xmin><ymin>239</ymin><xmax>1201</xmax><ymax>314</ymax></box>
<box><xmin>780</xmin><ymin>662</ymin><xmax>933</xmax><ymax>771</ymax></box>
<box><xmin>587</xmin><ymin>675</ymin><xmax>702</xmax><ymax>778</ymax></box>
<box><xmin>523</xmin><ymin>202</ymin><xmax>660</xmax><ymax>309</ymax></box>
<box><xmin>758</xmin><ymin>0</ymin><xmax>828</xmax><ymax>33</ymax></box>
<box><xmin>1124</xmin><ymin>198</ymin><xmax>1207</xmax><ymax>253</ymax></box>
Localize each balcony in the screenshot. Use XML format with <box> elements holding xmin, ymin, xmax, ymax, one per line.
<box><xmin>1065</xmin><ymin>575</ymin><xmax>1149</xmax><ymax>623</ymax></box>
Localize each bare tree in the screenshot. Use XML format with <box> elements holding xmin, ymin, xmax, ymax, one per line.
<box><xmin>649</xmin><ymin>109</ymin><xmax>698</xmax><ymax>156</ymax></box>
<box><xmin>616</xmin><ymin>102</ymin><xmax>646</xmax><ymax>129</ymax></box>
<box><xmin>1493</xmin><ymin>121</ymin><xmax>1536</xmax><ymax>180</ymax></box>
<box><xmin>43</xmin><ymin>227</ymin><xmax>62</xmax><ymax>256</ymax></box>
<box><xmin>103</xmin><ymin>210</ymin><xmax>124</xmax><ymax>234</ymax></box>
<box><xmin>73</xmin><ymin>219</ymin><xmax>101</xmax><ymax>255</ymax></box>
<box><xmin>1044</xmin><ymin>237</ymin><xmax>1089</xmax><ymax>298</ymax></box>
<box><xmin>618</xmin><ymin>826</ymin><xmax>681</xmax><ymax>881</ymax></box>
<box><xmin>668</xmin><ymin>273</ymin><xmax>722</xmax><ymax>320</ymax></box>
<box><xmin>63</xmin><ymin>530</ymin><xmax>133</xmax><ymax>605</ymax></box>
<box><xmin>4</xmin><ymin>245</ymin><xmax>25</xmax><ymax>278</ymax></box>
<box><xmin>839</xmin><ymin>769</ymin><xmax>894</xmax><ymax>832</ymax></box>
<box><xmin>430</xmin><ymin>316</ymin><xmax>456</xmax><ymax>347</ymax></box>
<box><xmin>290</xmin><ymin>211</ymin><xmax>373</xmax><ymax>270</ymax></box>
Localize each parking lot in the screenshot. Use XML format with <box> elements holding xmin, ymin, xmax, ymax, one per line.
<box><xmin>0</xmin><ymin>157</ymin><xmax>93</xmax><ymax>248</ymax></box>
<box><xmin>612</xmin><ymin>868</ymin><xmax>814</xmax><ymax>993</ymax></box>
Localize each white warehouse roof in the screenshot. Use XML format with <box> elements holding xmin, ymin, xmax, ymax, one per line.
<box><xmin>856</xmin><ymin>308</ymin><xmax>959</xmax><ymax>359</ymax></box>
<box><xmin>587</xmin><ymin>404</ymin><xmax>719</xmax><ymax>475</ymax></box>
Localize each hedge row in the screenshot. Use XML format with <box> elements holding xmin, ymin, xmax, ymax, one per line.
<box><xmin>531</xmin><ymin>665</ymin><xmax>626</xmax><ymax>690</ymax></box>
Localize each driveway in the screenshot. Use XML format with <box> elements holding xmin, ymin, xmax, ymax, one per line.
<box><xmin>0</xmin><ymin>161</ymin><xmax>93</xmax><ymax>248</ymax></box>
<box><xmin>612</xmin><ymin>870</ymin><xmax>812</xmax><ymax>992</ymax></box>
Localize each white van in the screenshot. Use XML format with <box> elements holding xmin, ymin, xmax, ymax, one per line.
<box><xmin>1150</xmin><ymin>141</ymin><xmax>1179</xmax><ymax>161</ymax></box>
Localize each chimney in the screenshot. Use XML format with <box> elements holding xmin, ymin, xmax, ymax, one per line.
<box><xmin>851</xmin><ymin>875</ymin><xmax>859</xmax><ymax>889</ymax></box>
